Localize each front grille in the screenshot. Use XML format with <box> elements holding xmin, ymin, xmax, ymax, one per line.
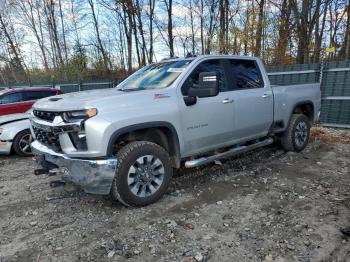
<box><xmin>33</xmin><ymin>126</ymin><xmax>61</xmax><ymax>151</ymax></box>
<box><xmin>33</xmin><ymin>110</ymin><xmax>60</xmax><ymax>122</ymax></box>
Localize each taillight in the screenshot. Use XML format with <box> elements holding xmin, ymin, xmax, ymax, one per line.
<box><xmin>320</xmin><ymin>85</ymin><xmax>323</xmax><ymax>92</ymax></box>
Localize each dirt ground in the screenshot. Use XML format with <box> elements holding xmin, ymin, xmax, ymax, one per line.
<box><xmin>0</xmin><ymin>127</ymin><xmax>349</xmax><ymax>262</ymax></box>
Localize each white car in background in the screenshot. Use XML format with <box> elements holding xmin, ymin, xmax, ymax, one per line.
<box><xmin>0</xmin><ymin>111</ymin><xmax>32</xmax><ymax>156</ymax></box>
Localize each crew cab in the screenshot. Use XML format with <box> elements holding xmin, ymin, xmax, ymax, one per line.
<box><xmin>30</xmin><ymin>55</ymin><xmax>321</xmax><ymax>207</ymax></box>
<box><xmin>0</xmin><ymin>87</ymin><xmax>61</xmax><ymax>116</ymax></box>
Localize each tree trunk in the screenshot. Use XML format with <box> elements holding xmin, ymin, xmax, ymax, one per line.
<box><xmin>200</xmin><ymin>0</ymin><xmax>204</xmax><ymax>54</ymax></box>
<box><xmin>165</xmin><ymin>0</ymin><xmax>174</xmax><ymax>57</ymax></box>
<box><xmin>314</xmin><ymin>0</ymin><xmax>328</xmax><ymax>63</ymax></box>
<box><xmin>135</xmin><ymin>0</ymin><xmax>147</xmax><ymax>66</ymax></box>
<box><xmin>219</xmin><ymin>0</ymin><xmax>225</xmax><ymax>53</ymax></box>
<box><xmin>292</xmin><ymin>0</ymin><xmax>321</xmax><ymax>64</ymax></box>
<box><xmin>132</xmin><ymin>10</ymin><xmax>141</xmax><ymax>67</ymax></box>
<box><xmin>254</xmin><ymin>0</ymin><xmax>265</xmax><ymax>57</ymax></box>
<box><xmin>345</xmin><ymin>3</ymin><xmax>350</xmax><ymax>59</ymax></box>
<box><xmin>0</xmin><ymin>12</ymin><xmax>29</xmax><ymax>82</ymax></box>
<box><xmin>58</xmin><ymin>0</ymin><xmax>68</xmax><ymax>62</ymax></box>
<box><xmin>273</xmin><ymin>0</ymin><xmax>292</xmax><ymax>64</ymax></box>
<box><xmin>189</xmin><ymin>0</ymin><xmax>195</xmax><ymax>54</ymax></box>
<box><xmin>148</xmin><ymin>0</ymin><xmax>155</xmax><ymax>63</ymax></box>
<box><xmin>88</xmin><ymin>0</ymin><xmax>111</xmax><ymax>70</ymax></box>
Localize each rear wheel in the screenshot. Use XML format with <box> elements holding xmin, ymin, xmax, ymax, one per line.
<box><xmin>111</xmin><ymin>141</ymin><xmax>173</xmax><ymax>207</ymax></box>
<box><xmin>280</xmin><ymin>114</ymin><xmax>310</xmax><ymax>152</ymax></box>
<box><xmin>13</xmin><ymin>129</ymin><xmax>33</xmax><ymax>156</ymax></box>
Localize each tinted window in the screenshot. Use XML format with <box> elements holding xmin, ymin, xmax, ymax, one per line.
<box><xmin>40</xmin><ymin>91</ymin><xmax>57</xmax><ymax>98</ymax></box>
<box><xmin>228</xmin><ymin>60</ymin><xmax>263</xmax><ymax>89</ymax></box>
<box><xmin>0</xmin><ymin>92</ymin><xmax>23</xmax><ymax>104</ymax></box>
<box><xmin>24</xmin><ymin>91</ymin><xmax>56</xmax><ymax>101</ymax></box>
<box><xmin>181</xmin><ymin>59</ymin><xmax>226</xmax><ymax>95</ymax></box>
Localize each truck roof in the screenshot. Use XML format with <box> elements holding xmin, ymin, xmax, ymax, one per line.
<box><xmin>160</xmin><ymin>54</ymin><xmax>259</xmax><ymax>63</ymax></box>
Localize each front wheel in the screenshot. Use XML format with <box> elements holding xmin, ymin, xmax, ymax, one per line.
<box><xmin>13</xmin><ymin>129</ymin><xmax>33</xmax><ymax>156</ymax></box>
<box><xmin>280</xmin><ymin>114</ymin><xmax>311</xmax><ymax>152</ymax></box>
<box><xmin>111</xmin><ymin>141</ymin><xmax>173</xmax><ymax>207</ymax></box>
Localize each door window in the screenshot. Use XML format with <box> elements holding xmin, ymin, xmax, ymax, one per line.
<box><xmin>39</xmin><ymin>91</ymin><xmax>57</xmax><ymax>98</ymax></box>
<box><xmin>0</xmin><ymin>92</ymin><xmax>23</xmax><ymax>104</ymax></box>
<box><xmin>181</xmin><ymin>59</ymin><xmax>227</xmax><ymax>95</ymax></box>
<box><xmin>24</xmin><ymin>91</ymin><xmax>57</xmax><ymax>101</ymax></box>
<box><xmin>227</xmin><ymin>59</ymin><xmax>263</xmax><ymax>89</ymax></box>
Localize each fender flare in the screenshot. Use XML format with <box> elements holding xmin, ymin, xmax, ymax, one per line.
<box><xmin>106</xmin><ymin>121</ymin><xmax>181</xmax><ymax>164</ymax></box>
<box><xmin>287</xmin><ymin>100</ymin><xmax>315</xmax><ymax>126</ymax></box>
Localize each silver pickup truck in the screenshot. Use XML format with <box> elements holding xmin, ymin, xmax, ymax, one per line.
<box><xmin>30</xmin><ymin>55</ymin><xmax>321</xmax><ymax>206</ymax></box>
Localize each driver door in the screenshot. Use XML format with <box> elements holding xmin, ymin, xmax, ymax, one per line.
<box><xmin>178</xmin><ymin>59</ymin><xmax>235</xmax><ymax>157</ymax></box>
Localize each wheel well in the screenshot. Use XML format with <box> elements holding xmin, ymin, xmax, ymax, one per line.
<box><xmin>111</xmin><ymin>127</ymin><xmax>180</xmax><ymax>168</ymax></box>
<box><xmin>293</xmin><ymin>103</ymin><xmax>314</xmax><ymax>121</ymax></box>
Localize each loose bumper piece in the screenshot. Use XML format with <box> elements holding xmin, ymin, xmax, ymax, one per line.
<box><xmin>0</xmin><ymin>141</ymin><xmax>12</xmax><ymax>154</ymax></box>
<box><xmin>31</xmin><ymin>140</ymin><xmax>117</xmax><ymax>195</ymax></box>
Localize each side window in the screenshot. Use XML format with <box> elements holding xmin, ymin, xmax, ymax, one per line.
<box><xmin>228</xmin><ymin>59</ymin><xmax>263</xmax><ymax>89</ymax></box>
<box><xmin>40</xmin><ymin>91</ymin><xmax>58</xmax><ymax>98</ymax></box>
<box><xmin>25</xmin><ymin>91</ymin><xmax>42</xmax><ymax>101</ymax></box>
<box><xmin>0</xmin><ymin>92</ymin><xmax>23</xmax><ymax>104</ymax></box>
<box><xmin>181</xmin><ymin>59</ymin><xmax>226</xmax><ymax>95</ymax></box>
<box><xmin>24</xmin><ymin>91</ymin><xmax>56</xmax><ymax>101</ymax></box>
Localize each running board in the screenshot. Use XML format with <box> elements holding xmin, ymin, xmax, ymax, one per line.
<box><xmin>184</xmin><ymin>137</ymin><xmax>274</xmax><ymax>168</ymax></box>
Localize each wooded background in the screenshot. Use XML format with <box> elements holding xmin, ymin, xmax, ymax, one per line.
<box><xmin>1</xmin><ymin>0</ymin><xmax>350</xmax><ymax>84</ymax></box>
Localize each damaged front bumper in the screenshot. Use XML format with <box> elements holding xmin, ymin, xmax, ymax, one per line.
<box><xmin>31</xmin><ymin>140</ymin><xmax>117</xmax><ymax>194</ymax></box>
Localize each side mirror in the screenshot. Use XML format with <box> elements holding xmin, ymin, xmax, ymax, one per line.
<box><xmin>187</xmin><ymin>72</ymin><xmax>219</xmax><ymax>98</ymax></box>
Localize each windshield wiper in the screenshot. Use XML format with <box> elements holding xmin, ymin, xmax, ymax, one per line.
<box><xmin>117</xmin><ymin>87</ymin><xmax>147</xmax><ymax>92</ymax></box>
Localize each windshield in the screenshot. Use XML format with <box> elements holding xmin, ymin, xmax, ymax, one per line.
<box><xmin>117</xmin><ymin>60</ymin><xmax>192</xmax><ymax>91</ymax></box>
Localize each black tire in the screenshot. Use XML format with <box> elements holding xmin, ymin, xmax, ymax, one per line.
<box><xmin>111</xmin><ymin>141</ymin><xmax>173</xmax><ymax>207</ymax></box>
<box><xmin>280</xmin><ymin>114</ymin><xmax>311</xmax><ymax>152</ymax></box>
<box><xmin>13</xmin><ymin>129</ymin><xmax>33</xmax><ymax>156</ymax></box>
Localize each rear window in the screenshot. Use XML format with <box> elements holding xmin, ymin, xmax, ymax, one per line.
<box><xmin>228</xmin><ymin>59</ymin><xmax>263</xmax><ymax>89</ymax></box>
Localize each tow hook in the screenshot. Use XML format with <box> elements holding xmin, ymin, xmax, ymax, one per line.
<box><xmin>49</xmin><ymin>180</ymin><xmax>66</xmax><ymax>188</ymax></box>
<box><xmin>48</xmin><ymin>168</ymin><xmax>63</xmax><ymax>176</ymax></box>
<box><xmin>34</xmin><ymin>168</ymin><xmax>62</xmax><ymax>176</ymax></box>
<box><xmin>34</xmin><ymin>169</ymin><xmax>49</xmax><ymax>176</ymax></box>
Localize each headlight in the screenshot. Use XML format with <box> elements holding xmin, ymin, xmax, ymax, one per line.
<box><xmin>62</xmin><ymin>108</ymin><xmax>97</xmax><ymax>123</ymax></box>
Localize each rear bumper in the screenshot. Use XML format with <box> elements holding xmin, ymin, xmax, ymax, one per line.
<box><xmin>31</xmin><ymin>140</ymin><xmax>117</xmax><ymax>195</ymax></box>
<box><xmin>0</xmin><ymin>141</ymin><xmax>12</xmax><ymax>154</ymax></box>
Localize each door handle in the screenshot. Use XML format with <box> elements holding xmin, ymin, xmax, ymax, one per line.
<box><xmin>222</xmin><ymin>98</ymin><xmax>234</xmax><ymax>104</ymax></box>
<box><xmin>262</xmin><ymin>93</ymin><xmax>271</xmax><ymax>98</ymax></box>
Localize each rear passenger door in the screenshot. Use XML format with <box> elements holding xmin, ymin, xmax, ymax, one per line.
<box><xmin>225</xmin><ymin>59</ymin><xmax>273</xmax><ymax>141</ymax></box>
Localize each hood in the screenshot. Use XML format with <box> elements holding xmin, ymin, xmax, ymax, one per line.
<box><xmin>32</xmin><ymin>88</ymin><xmax>175</xmax><ymax>114</ymax></box>
<box><xmin>0</xmin><ymin>113</ymin><xmax>30</xmax><ymax>126</ymax></box>
<box><xmin>33</xmin><ymin>88</ymin><xmax>128</xmax><ymax>111</ymax></box>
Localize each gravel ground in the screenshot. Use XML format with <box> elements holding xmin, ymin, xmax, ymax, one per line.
<box><xmin>0</xmin><ymin>128</ymin><xmax>349</xmax><ymax>262</ymax></box>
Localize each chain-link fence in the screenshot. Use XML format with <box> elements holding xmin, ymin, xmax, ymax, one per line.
<box><xmin>0</xmin><ymin>79</ymin><xmax>122</xmax><ymax>93</ymax></box>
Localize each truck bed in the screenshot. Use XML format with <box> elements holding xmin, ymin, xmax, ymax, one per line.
<box><xmin>272</xmin><ymin>83</ymin><xmax>321</xmax><ymax>130</ymax></box>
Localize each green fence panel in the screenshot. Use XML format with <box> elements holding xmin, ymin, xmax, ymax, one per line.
<box><xmin>268</xmin><ymin>61</ymin><xmax>350</xmax><ymax>127</ymax></box>
<box><xmin>320</xmin><ymin>100</ymin><xmax>350</xmax><ymax>126</ymax></box>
